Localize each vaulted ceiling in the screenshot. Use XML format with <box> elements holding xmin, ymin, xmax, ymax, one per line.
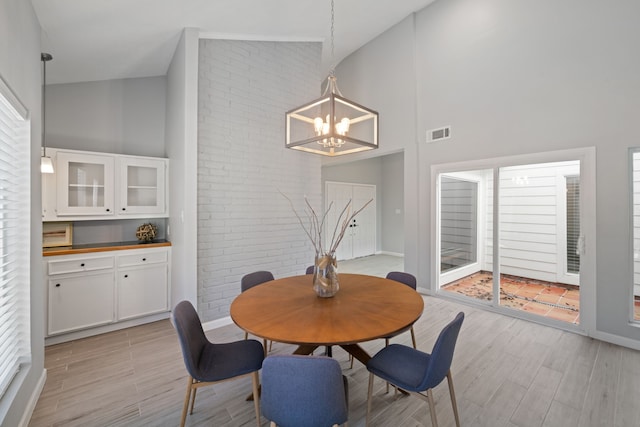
<box><xmin>31</xmin><ymin>0</ymin><xmax>436</xmax><ymax>85</ymax></box>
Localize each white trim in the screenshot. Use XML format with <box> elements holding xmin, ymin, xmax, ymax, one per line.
<box><xmin>45</xmin><ymin>312</ymin><xmax>170</xmax><ymax>346</ymax></box>
<box><xmin>378</xmin><ymin>251</ymin><xmax>404</xmax><ymax>257</ymax></box>
<box><xmin>17</xmin><ymin>369</ymin><xmax>46</xmax><ymax>427</ymax></box>
<box><xmin>202</xmin><ymin>316</ymin><xmax>233</xmax><ymax>332</ymax></box>
<box><xmin>0</xmin><ymin>73</ymin><xmax>28</xmax><ymax>120</ymax></box>
<box><xmin>199</xmin><ymin>32</ymin><xmax>323</xmax><ymax>43</ymax></box>
<box><xmin>592</xmin><ymin>330</ymin><xmax>640</xmax><ymax>352</ymax></box>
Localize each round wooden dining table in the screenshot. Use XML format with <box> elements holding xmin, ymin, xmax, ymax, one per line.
<box><xmin>230</xmin><ymin>273</ymin><xmax>424</xmax><ymax>365</ymax></box>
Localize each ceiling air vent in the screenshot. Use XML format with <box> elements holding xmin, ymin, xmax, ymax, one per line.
<box><xmin>427</xmin><ymin>126</ymin><xmax>451</xmax><ymax>143</ymax></box>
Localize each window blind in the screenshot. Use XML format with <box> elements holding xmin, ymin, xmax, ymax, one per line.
<box><xmin>566</xmin><ymin>175</ymin><xmax>580</xmax><ymax>274</ymax></box>
<box><xmin>0</xmin><ymin>75</ymin><xmax>30</xmax><ymax>400</ymax></box>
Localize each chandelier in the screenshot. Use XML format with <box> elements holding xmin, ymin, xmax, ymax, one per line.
<box><xmin>285</xmin><ymin>0</ymin><xmax>378</xmax><ymax>156</ymax></box>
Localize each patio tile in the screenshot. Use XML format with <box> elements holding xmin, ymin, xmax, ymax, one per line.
<box><xmin>522</xmin><ymin>301</ymin><xmax>551</xmax><ymax>316</ymax></box>
<box><xmin>558</xmin><ymin>297</ymin><xmax>579</xmax><ymax>310</ymax></box>
<box><xmin>536</xmin><ymin>293</ymin><xmax>562</xmax><ymax>304</ymax></box>
<box><xmin>443</xmin><ymin>272</ymin><xmax>580</xmax><ymax>324</ymax></box>
<box><xmin>546</xmin><ymin>307</ymin><xmax>579</xmax><ymax>324</ymax></box>
<box><xmin>516</xmin><ymin>287</ymin><xmax>544</xmax><ymax>299</ymax></box>
<box><xmin>563</xmin><ymin>289</ymin><xmax>580</xmax><ymax>300</ymax></box>
<box><xmin>500</xmin><ymin>297</ymin><xmax>526</xmax><ymax>309</ymax></box>
<box><xmin>540</xmin><ymin>286</ymin><xmax>567</xmax><ymax>296</ymax></box>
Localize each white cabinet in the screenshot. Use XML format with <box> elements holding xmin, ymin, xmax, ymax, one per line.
<box><xmin>56</xmin><ymin>151</ymin><xmax>115</xmax><ymax>216</ymax></box>
<box><xmin>118</xmin><ymin>156</ymin><xmax>167</xmax><ymax>215</ymax></box>
<box><xmin>47</xmin><ymin>255</ymin><xmax>115</xmax><ymax>335</ymax></box>
<box><xmin>45</xmin><ymin>246</ymin><xmax>171</xmax><ymax>337</ymax></box>
<box><xmin>116</xmin><ymin>248</ymin><xmax>169</xmax><ymax>320</ymax></box>
<box><xmin>43</xmin><ymin>148</ymin><xmax>168</xmax><ymax>221</ymax></box>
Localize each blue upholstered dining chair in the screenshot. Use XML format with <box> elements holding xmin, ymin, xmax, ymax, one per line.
<box><xmin>172</xmin><ymin>300</ymin><xmax>264</xmax><ymax>427</ymax></box>
<box><xmin>241</xmin><ymin>270</ymin><xmax>275</xmax><ymax>292</ymax></box>
<box><xmin>261</xmin><ymin>354</ymin><xmax>349</xmax><ymax>427</ymax></box>
<box><xmin>350</xmin><ymin>271</ymin><xmax>419</xmax><ymax>370</ymax></box>
<box><xmin>241</xmin><ymin>270</ymin><xmax>275</xmax><ymax>352</ymax></box>
<box><xmin>306</xmin><ymin>265</ymin><xmax>315</xmax><ymax>275</ymax></box>
<box><xmin>366</xmin><ymin>312</ymin><xmax>465</xmax><ymax>427</ymax></box>
<box><xmin>384</xmin><ymin>271</ymin><xmax>418</xmax><ymax>348</ymax></box>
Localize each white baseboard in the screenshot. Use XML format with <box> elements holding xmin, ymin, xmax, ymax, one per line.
<box><xmin>18</xmin><ymin>368</ymin><xmax>46</xmax><ymax>427</ymax></box>
<box><xmin>45</xmin><ymin>312</ymin><xmax>171</xmax><ymax>346</ymax></box>
<box><xmin>378</xmin><ymin>251</ymin><xmax>404</xmax><ymax>257</ymax></box>
<box><xmin>202</xmin><ymin>316</ymin><xmax>233</xmax><ymax>331</ymax></box>
<box><xmin>592</xmin><ymin>330</ymin><xmax>640</xmax><ymax>351</ymax></box>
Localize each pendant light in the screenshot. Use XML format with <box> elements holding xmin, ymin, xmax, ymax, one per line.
<box><xmin>41</xmin><ymin>52</ymin><xmax>54</xmax><ymax>173</ymax></box>
<box><xmin>285</xmin><ymin>0</ymin><xmax>378</xmax><ymax>156</ymax></box>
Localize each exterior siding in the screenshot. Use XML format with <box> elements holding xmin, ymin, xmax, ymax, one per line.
<box><xmin>484</xmin><ymin>161</ymin><xmax>580</xmax><ymax>284</ymax></box>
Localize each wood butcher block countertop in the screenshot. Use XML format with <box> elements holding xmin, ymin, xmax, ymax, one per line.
<box><xmin>43</xmin><ymin>240</ymin><xmax>171</xmax><ymax>256</ymax></box>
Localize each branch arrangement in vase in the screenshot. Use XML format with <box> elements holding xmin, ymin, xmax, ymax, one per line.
<box><xmin>280</xmin><ymin>191</ymin><xmax>373</xmax><ymax>256</ymax></box>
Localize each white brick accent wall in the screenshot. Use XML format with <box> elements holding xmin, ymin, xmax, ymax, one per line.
<box><xmin>198</xmin><ymin>39</ymin><xmax>322</xmax><ymax>321</ymax></box>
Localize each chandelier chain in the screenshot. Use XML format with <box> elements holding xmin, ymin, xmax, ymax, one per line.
<box><xmin>330</xmin><ymin>0</ymin><xmax>335</xmax><ymax>75</ymax></box>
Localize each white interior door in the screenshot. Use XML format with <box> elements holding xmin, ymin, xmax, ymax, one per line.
<box><xmin>326</xmin><ymin>182</ymin><xmax>376</xmax><ymax>261</ymax></box>
<box><xmin>352</xmin><ymin>185</ymin><xmax>376</xmax><ymax>258</ymax></box>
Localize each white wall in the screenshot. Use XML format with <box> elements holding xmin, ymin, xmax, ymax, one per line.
<box><xmin>165</xmin><ymin>28</ymin><xmax>199</xmax><ymax>309</ymax></box>
<box><xmin>321</xmin><ymin>152</ymin><xmax>405</xmax><ymax>255</ymax></box>
<box><xmin>328</xmin><ymin>15</ymin><xmax>421</xmax><ymax>279</ymax></box>
<box><xmin>335</xmin><ymin>0</ymin><xmax>640</xmax><ymax>344</ymax></box>
<box><xmin>197</xmin><ymin>39</ymin><xmax>322</xmax><ymax>322</ymax></box>
<box><xmin>0</xmin><ymin>0</ymin><xmax>45</xmax><ymax>424</ymax></box>
<box><xmin>47</xmin><ymin>77</ymin><xmax>166</xmax><ymax>157</ymax></box>
<box><xmin>381</xmin><ymin>152</ymin><xmax>405</xmax><ymax>254</ymax></box>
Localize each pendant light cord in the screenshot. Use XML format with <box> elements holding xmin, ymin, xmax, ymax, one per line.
<box><xmin>41</xmin><ymin>53</ymin><xmax>52</xmax><ymax>157</ymax></box>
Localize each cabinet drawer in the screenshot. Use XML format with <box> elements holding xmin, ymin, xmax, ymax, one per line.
<box><xmin>48</xmin><ymin>256</ymin><xmax>114</xmax><ymax>275</ymax></box>
<box><xmin>117</xmin><ymin>250</ymin><xmax>167</xmax><ymax>267</ymax></box>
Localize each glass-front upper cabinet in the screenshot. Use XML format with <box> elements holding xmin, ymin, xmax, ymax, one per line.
<box><xmin>118</xmin><ymin>156</ymin><xmax>167</xmax><ymax>215</ymax></box>
<box><xmin>56</xmin><ymin>151</ymin><xmax>115</xmax><ymax>216</ymax></box>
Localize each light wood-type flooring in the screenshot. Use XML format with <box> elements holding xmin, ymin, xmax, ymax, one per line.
<box><xmin>29</xmin><ymin>255</ymin><xmax>640</xmax><ymax>426</ymax></box>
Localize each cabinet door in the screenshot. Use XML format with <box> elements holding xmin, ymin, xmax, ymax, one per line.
<box><xmin>48</xmin><ymin>271</ymin><xmax>115</xmax><ymax>335</ymax></box>
<box><xmin>117</xmin><ymin>265</ymin><xmax>168</xmax><ymax>320</ymax></box>
<box><xmin>118</xmin><ymin>157</ymin><xmax>167</xmax><ymax>215</ymax></box>
<box><xmin>56</xmin><ymin>151</ymin><xmax>115</xmax><ymax>216</ymax></box>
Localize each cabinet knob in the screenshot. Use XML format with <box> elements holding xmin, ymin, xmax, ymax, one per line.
<box><xmin>142</xmin><ymin>258</ymin><xmax>146</xmax><ymax>261</ymax></box>
<box><xmin>106</xmin><ymin>208</ymin><xmax>110</xmax><ymax>212</ymax></box>
<box><xmin>122</xmin><ymin>208</ymin><xmax>126</xmax><ymax>211</ymax></box>
<box><xmin>124</xmin><ymin>274</ymin><xmax>128</xmax><ymax>278</ymax></box>
<box><xmin>80</xmin><ymin>263</ymin><xmax>85</xmax><ymax>267</ymax></box>
<box><xmin>55</xmin><ymin>283</ymin><xmax>61</xmax><ymax>287</ymax></box>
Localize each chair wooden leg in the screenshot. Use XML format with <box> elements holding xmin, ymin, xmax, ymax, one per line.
<box><xmin>447</xmin><ymin>371</ymin><xmax>460</xmax><ymax>427</ymax></box>
<box><xmin>366</xmin><ymin>373</ymin><xmax>375</xmax><ymax>427</ymax></box>
<box><xmin>252</xmin><ymin>371</ymin><xmax>261</xmax><ymax>427</ymax></box>
<box><xmin>244</xmin><ymin>331</ymin><xmax>248</xmax><ymax>340</ymax></box>
<box><xmin>385</xmin><ymin>338</ymin><xmax>390</xmax><ymax>393</ymax></box>
<box><xmin>180</xmin><ymin>377</ymin><xmax>193</xmax><ymax>427</ymax></box>
<box><xmin>427</xmin><ymin>388</ymin><xmax>438</xmax><ymax>427</ymax></box>
<box><xmin>189</xmin><ymin>384</ymin><xmax>198</xmax><ymax>414</ymax></box>
<box><xmin>269</xmin><ymin>422</ymin><xmax>276</xmax><ymax>427</ymax></box>
<box><xmin>269</xmin><ymin>340</ymin><xmax>273</xmax><ymax>352</ymax></box>
<box><xmin>410</xmin><ymin>326</ymin><xmax>417</xmax><ymax>349</ymax></box>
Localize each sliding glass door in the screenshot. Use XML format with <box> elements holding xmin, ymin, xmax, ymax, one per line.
<box><xmin>435</xmin><ymin>150</ymin><xmax>594</xmax><ymax>330</ymax></box>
